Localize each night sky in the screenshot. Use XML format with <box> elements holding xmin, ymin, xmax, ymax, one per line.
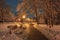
<box><xmin>6</xmin><ymin>0</ymin><xmax>43</xmax><ymax>18</ymax></box>
<box><xmin>6</xmin><ymin>0</ymin><xmax>22</xmax><ymax>15</ymax></box>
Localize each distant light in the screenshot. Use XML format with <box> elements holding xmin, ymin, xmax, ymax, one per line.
<box><xmin>23</xmin><ymin>23</ymin><xmax>30</xmax><ymax>27</ymax></box>
<box><xmin>27</xmin><ymin>18</ymin><xmax>30</xmax><ymax>21</ymax></box>
<box><xmin>17</xmin><ymin>24</ymin><xmax>20</xmax><ymax>27</ymax></box>
<box><xmin>22</xmin><ymin>15</ymin><xmax>26</xmax><ymax>19</ymax></box>
<box><xmin>15</xmin><ymin>22</ymin><xmax>20</xmax><ymax>27</ymax></box>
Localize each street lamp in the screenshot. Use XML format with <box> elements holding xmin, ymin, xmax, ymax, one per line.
<box><xmin>20</xmin><ymin>15</ymin><xmax>26</xmax><ymax>23</ymax></box>
<box><xmin>22</xmin><ymin>15</ymin><xmax>26</xmax><ymax>19</ymax></box>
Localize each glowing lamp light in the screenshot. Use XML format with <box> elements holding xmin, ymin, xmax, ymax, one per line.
<box><xmin>23</xmin><ymin>23</ymin><xmax>30</xmax><ymax>27</ymax></box>
<box><xmin>27</xmin><ymin>18</ymin><xmax>30</xmax><ymax>21</ymax></box>
<box><xmin>22</xmin><ymin>15</ymin><xmax>26</xmax><ymax>19</ymax></box>
<box><xmin>17</xmin><ymin>24</ymin><xmax>20</xmax><ymax>27</ymax></box>
<box><xmin>15</xmin><ymin>22</ymin><xmax>20</xmax><ymax>27</ymax></box>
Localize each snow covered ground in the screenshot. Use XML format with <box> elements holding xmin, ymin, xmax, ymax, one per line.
<box><xmin>0</xmin><ymin>22</ymin><xmax>60</xmax><ymax>40</ymax></box>
<box><xmin>0</xmin><ymin>22</ymin><xmax>28</xmax><ymax>40</ymax></box>
<box><xmin>34</xmin><ymin>24</ymin><xmax>60</xmax><ymax>40</ymax></box>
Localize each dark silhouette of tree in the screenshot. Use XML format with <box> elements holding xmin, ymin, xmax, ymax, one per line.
<box><xmin>0</xmin><ymin>0</ymin><xmax>15</xmax><ymax>22</ymax></box>
<box><xmin>0</xmin><ymin>0</ymin><xmax>6</xmax><ymax>22</ymax></box>
<box><xmin>17</xmin><ymin>0</ymin><xmax>60</xmax><ymax>28</ymax></box>
<box><xmin>3</xmin><ymin>5</ymin><xmax>15</xmax><ymax>22</ymax></box>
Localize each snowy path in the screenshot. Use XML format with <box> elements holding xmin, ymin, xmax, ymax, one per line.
<box><xmin>0</xmin><ymin>22</ymin><xmax>27</xmax><ymax>40</ymax></box>
<box><xmin>34</xmin><ymin>24</ymin><xmax>60</xmax><ymax>40</ymax></box>
<box><xmin>0</xmin><ymin>22</ymin><xmax>60</xmax><ymax>40</ymax></box>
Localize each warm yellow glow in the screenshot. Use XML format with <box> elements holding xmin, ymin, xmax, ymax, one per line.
<box><xmin>15</xmin><ymin>22</ymin><xmax>20</xmax><ymax>27</ymax></box>
<box><xmin>17</xmin><ymin>24</ymin><xmax>20</xmax><ymax>27</ymax></box>
<box><xmin>26</xmin><ymin>18</ymin><xmax>30</xmax><ymax>21</ymax></box>
<box><xmin>22</xmin><ymin>15</ymin><xmax>26</xmax><ymax>19</ymax></box>
<box><xmin>32</xmin><ymin>22</ymin><xmax>38</xmax><ymax>27</ymax></box>
<box><xmin>23</xmin><ymin>23</ymin><xmax>30</xmax><ymax>27</ymax></box>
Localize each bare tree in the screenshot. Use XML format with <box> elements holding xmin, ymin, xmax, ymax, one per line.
<box><xmin>17</xmin><ymin>0</ymin><xmax>60</xmax><ymax>28</ymax></box>
<box><xmin>0</xmin><ymin>0</ymin><xmax>15</xmax><ymax>22</ymax></box>
<box><xmin>0</xmin><ymin>0</ymin><xmax>6</xmax><ymax>22</ymax></box>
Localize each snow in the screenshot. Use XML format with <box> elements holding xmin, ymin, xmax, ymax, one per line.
<box><xmin>0</xmin><ymin>22</ymin><xmax>60</xmax><ymax>40</ymax></box>
<box><xmin>0</xmin><ymin>22</ymin><xmax>28</xmax><ymax>40</ymax></box>
<box><xmin>34</xmin><ymin>24</ymin><xmax>60</xmax><ymax>40</ymax></box>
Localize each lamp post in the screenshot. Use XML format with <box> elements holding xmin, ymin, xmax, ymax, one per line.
<box><xmin>20</xmin><ymin>15</ymin><xmax>26</xmax><ymax>23</ymax></box>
